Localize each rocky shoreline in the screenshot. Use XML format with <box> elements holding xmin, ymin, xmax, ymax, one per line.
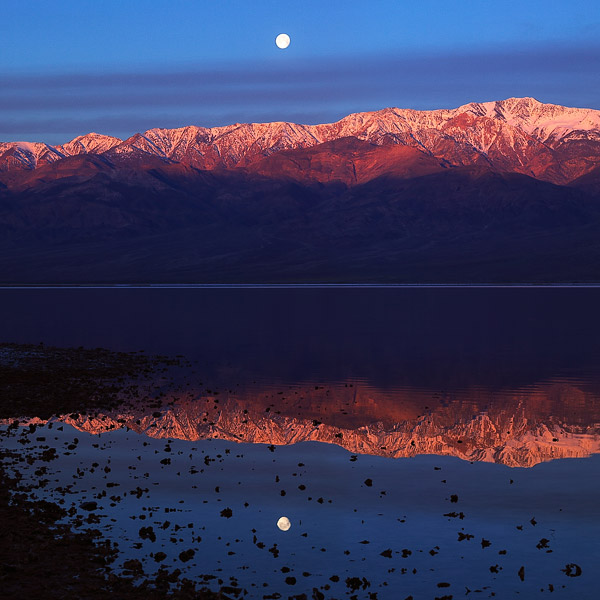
<box><xmin>0</xmin><ymin>342</ymin><xmax>229</xmax><ymax>599</ymax></box>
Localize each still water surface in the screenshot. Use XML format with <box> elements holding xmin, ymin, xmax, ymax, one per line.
<box><xmin>1</xmin><ymin>288</ymin><xmax>600</xmax><ymax>598</ymax></box>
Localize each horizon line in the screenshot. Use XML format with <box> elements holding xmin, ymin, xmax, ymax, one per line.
<box><xmin>1</xmin><ymin>283</ymin><xmax>600</xmax><ymax>290</ymax></box>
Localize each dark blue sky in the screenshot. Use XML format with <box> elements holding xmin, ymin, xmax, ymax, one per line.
<box><xmin>1</xmin><ymin>0</ymin><xmax>599</xmax><ymax>143</ymax></box>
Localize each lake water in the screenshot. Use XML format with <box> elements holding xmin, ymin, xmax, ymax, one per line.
<box><xmin>1</xmin><ymin>288</ymin><xmax>600</xmax><ymax>598</ymax></box>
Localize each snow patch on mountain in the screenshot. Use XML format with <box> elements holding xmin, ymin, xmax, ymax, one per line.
<box><xmin>59</xmin><ymin>133</ymin><xmax>122</xmax><ymax>156</ymax></box>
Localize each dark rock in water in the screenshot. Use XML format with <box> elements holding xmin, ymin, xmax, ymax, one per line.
<box><xmin>443</xmin><ymin>511</ymin><xmax>465</xmax><ymax>520</ymax></box>
<box><xmin>562</xmin><ymin>563</ymin><xmax>582</xmax><ymax>577</ymax></box>
<box><xmin>220</xmin><ymin>507</ymin><xmax>233</xmax><ymax>518</ymax></box>
<box><xmin>79</xmin><ymin>501</ymin><xmax>97</xmax><ymax>511</ymax></box>
<box><xmin>40</xmin><ymin>448</ymin><xmax>58</xmax><ymax>462</ymax></box>
<box><xmin>123</xmin><ymin>558</ymin><xmax>143</xmax><ymax>575</ymax></box>
<box><xmin>312</xmin><ymin>588</ymin><xmax>325</xmax><ymax>600</ymax></box>
<box><xmin>345</xmin><ymin>576</ymin><xmax>370</xmax><ymax>591</ymax></box>
<box><xmin>178</xmin><ymin>549</ymin><xmax>195</xmax><ymax>563</ymax></box>
<box><xmin>536</xmin><ymin>538</ymin><xmax>550</xmax><ymax>549</ymax></box>
<box><xmin>518</xmin><ymin>566</ymin><xmax>525</xmax><ymax>581</ymax></box>
<box><xmin>138</xmin><ymin>526</ymin><xmax>156</xmax><ymax>542</ymax></box>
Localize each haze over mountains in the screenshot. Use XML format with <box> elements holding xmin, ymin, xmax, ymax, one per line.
<box><xmin>1</xmin><ymin>97</ymin><xmax>600</xmax><ymax>283</ymax></box>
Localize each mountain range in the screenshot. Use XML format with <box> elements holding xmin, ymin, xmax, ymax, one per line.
<box><xmin>1</xmin><ymin>97</ymin><xmax>600</xmax><ymax>283</ymax></box>
<box><xmin>15</xmin><ymin>378</ymin><xmax>600</xmax><ymax>467</ymax></box>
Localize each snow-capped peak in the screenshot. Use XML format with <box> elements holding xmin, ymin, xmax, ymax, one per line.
<box><xmin>59</xmin><ymin>133</ymin><xmax>122</xmax><ymax>156</ymax></box>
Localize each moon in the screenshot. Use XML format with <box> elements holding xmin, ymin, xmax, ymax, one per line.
<box><xmin>275</xmin><ymin>33</ymin><xmax>291</xmax><ymax>49</ymax></box>
<box><xmin>277</xmin><ymin>516</ymin><xmax>291</xmax><ymax>531</ymax></box>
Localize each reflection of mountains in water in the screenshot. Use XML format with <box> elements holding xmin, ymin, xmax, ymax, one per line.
<box><xmin>55</xmin><ymin>379</ymin><xmax>600</xmax><ymax>468</ymax></box>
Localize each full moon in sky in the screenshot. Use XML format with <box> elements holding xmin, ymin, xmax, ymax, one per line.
<box><xmin>275</xmin><ymin>33</ymin><xmax>291</xmax><ymax>49</ymax></box>
<box><xmin>277</xmin><ymin>516</ymin><xmax>291</xmax><ymax>531</ymax></box>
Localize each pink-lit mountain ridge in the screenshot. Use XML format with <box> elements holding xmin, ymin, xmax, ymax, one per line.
<box><xmin>11</xmin><ymin>379</ymin><xmax>600</xmax><ymax>468</ymax></box>
<box><xmin>2</xmin><ymin>97</ymin><xmax>600</xmax><ymax>185</ymax></box>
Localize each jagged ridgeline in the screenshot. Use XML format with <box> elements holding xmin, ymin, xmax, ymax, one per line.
<box><xmin>1</xmin><ymin>97</ymin><xmax>599</xmax><ymax>183</ymax></box>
